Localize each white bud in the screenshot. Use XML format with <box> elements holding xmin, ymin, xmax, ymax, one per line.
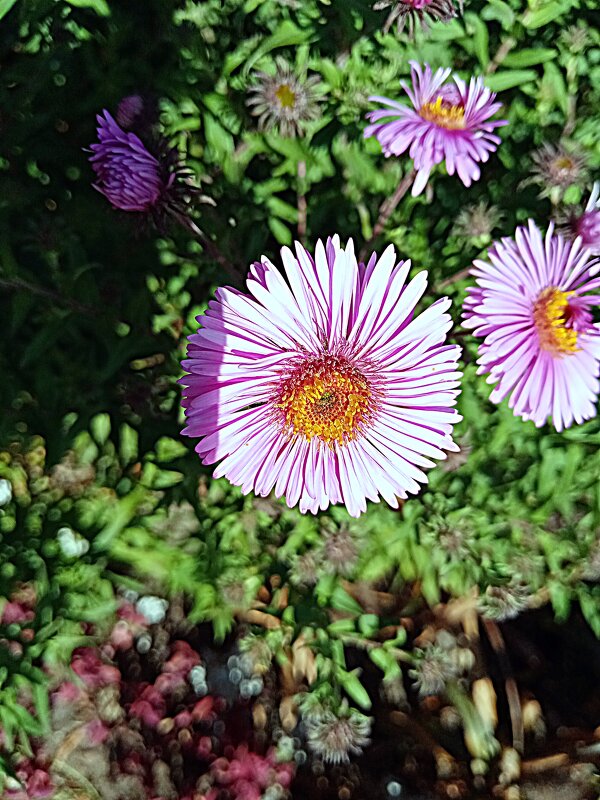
<box><xmin>135</xmin><ymin>595</ymin><xmax>168</xmax><ymax>624</ymax></box>
<box><xmin>57</xmin><ymin>526</ymin><xmax>90</xmax><ymax>558</ymax></box>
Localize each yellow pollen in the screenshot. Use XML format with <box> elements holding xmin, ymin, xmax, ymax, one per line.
<box><xmin>419</xmin><ymin>95</ymin><xmax>466</xmax><ymax>130</ymax></box>
<box><xmin>533</xmin><ymin>287</ymin><xmax>579</xmax><ymax>355</ymax></box>
<box><xmin>276</xmin><ymin>357</ymin><xmax>372</xmax><ymax>446</ymax></box>
<box><xmin>275</xmin><ymin>83</ymin><xmax>297</xmax><ymax>109</ymax></box>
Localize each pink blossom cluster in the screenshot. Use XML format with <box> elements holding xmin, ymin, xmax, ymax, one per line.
<box><xmin>1</xmin><ymin>597</ymin><xmax>295</xmax><ymax>799</ymax></box>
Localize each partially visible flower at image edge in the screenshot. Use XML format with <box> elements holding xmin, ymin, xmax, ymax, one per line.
<box><xmin>180</xmin><ymin>235</ymin><xmax>462</xmax><ymax>517</ymax></box>
<box><xmin>463</xmin><ymin>221</ymin><xmax>600</xmax><ymax>431</ymax></box>
<box><xmin>374</xmin><ymin>0</ymin><xmax>460</xmax><ymax>37</ymax></box>
<box><xmin>246</xmin><ymin>57</ymin><xmax>323</xmax><ymax>137</ymax></box>
<box><xmin>570</xmin><ymin>182</ymin><xmax>600</xmax><ymax>254</ymax></box>
<box><xmin>88</xmin><ymin>109</ymin><xmax>195</xmax><ymax>224</ymax></box>
<box><xmin>365</xmin><ymin>61</ymin><xmax>507</xmax><ymax>196</ymax></box>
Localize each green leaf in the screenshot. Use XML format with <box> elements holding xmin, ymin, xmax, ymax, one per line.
<box><xmin>540</xmin><ymin>61</ymin><xmax>568</xmax><ymax>115</ymax></box>
<box><xmin>503</xmin><ymin>48</ymin><xmax>556</xmax><ymax>68</ymax></box>
<box><xmin>65</xmin><ymin>0</ymin><xmax>111</xmax><ymax>15</ymax></box>
<box><xmin>154</xmin><ymin>436</ymin><xmax>188</xmax><ymax>463</ymax></box>
<box><xmin>0</xmin><ymin>0</ymin><xmax>19</xmax><ymax>20</ymax></box>
<box><xmin>369</xmin><ymin>647</ymin><xmax>403</xmax><ymax>682</ymax></box>
<box><xmin>203</xmin><ymin>113</ymin><xmax>235</xmax><ymax>162</ymax></box>
<box><xmin>335</xmin><ymin>667</ymin><xmax>372</xmax><ymax>710</ymax></box>
<box><xmin>562</xmin><ymin>184</ymin><xmax>582</xmax><ymax>205</ymax></box>
<box><xmin>93</xmin><ymin>485</ymin><xmax>147</xmax><ymax>551</ymax></box>
<box><xmin>548</xmin><ymin>581</ymin><xmax>572</xmax><ymax>621</ymax></box>
<box><xmin>485</xmin><ymin>70</ymin><xmax>538</xmax><ymax>91</ymax></box>
<box><xmin>578</xmin><ymin>587</ymin><xmax>600</xmax><ymax>638</ymax></box>
<box><xmin>464</xmin><ymin>12</ymin><xmax>489</xmax><ymax>68</ymax></box>
<box><xmin>358</xmin><ymin>614</ymin><xmax>379</xmax><ymax>637</ymax></box>
<box><xmin>521</xmin><ymin>1</ymin><xmax>570</xmax><ymax>29</ymax></box>
<box><xmin>90</xmin><ymin>413</ymin><xmax>111</xmax><ymax>446</ymax></box>
<box><xmin>268</xmin><ymin>217</ymin><xmax>292</xmax><ymax>246</ymax></box>
<box><xmin>119</xmin><ymin>424</ymin><xmax>138</xmax><ymax>465</ymax></box>
<box><xmin>482</xmin><ymin>0</ymin><xmax>515</xmax><ymax>30</ymax></box>
<box><xmin>327</xmin><ymin>618</ymin><xmax>357</xmax><ymax>635</ymax></box>
<box><xmin>243</xmin><ymin>21</ymin><xmax>311</xmax><ymax>76</ymax></box>
<box><xmin>330</xmin><ymin>585</ymin><xmax>363</xmax><ymax>616</ymax></box>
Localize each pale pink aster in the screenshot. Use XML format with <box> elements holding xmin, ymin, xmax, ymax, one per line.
<box><xmin>365</xmin><ymin>61</ymin><xmax>507</xmax><ymax>196</ymax></box>
<box><xmin>181</xmin><ymin>236</ymin><xmax>462</xmax><ymax>518</ymax></box>
<box><xmin>463</xmin><ymin>221</ymin><xmax>600</xmax><ymax>431</ymax></box>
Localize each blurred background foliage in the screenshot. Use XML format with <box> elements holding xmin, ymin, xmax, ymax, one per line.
<box><xmin>1</xmin><ymin>0</ymin><xmax>600</xmax><ymax>796</ymax></box>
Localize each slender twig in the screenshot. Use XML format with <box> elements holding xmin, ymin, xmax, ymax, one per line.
<box><xmin>297</xmin><ymin>159</ymin><xmax>307</xmax><ymax>243</ymax></box>
<box><xmin>0</xmin><ymin>276</ymin><xmax>101</xmax><ymax>317</ymax></box>
<box><xmin>174</xmin><ymin>212</ymin><xmax>244</xmax><ymax>285</ymax></box>
<box><xmin>438</xmin><ymin>266</ymin><xmax>472</xmax><ymax>289</ymax></box>
<box><xmin>359</xmin><ymin>168</ymin><xmax>417</xmax><ymax>261</ymax></box>
<box><xmin>562</xmin><ymin>62</ymin><xmax>578</xmax><ymax>137</ymax></box>
<box><xmin>482</xmin><ymin>618</ymin><xmax>524</xmax><ymax>754</ymax></box>
<box><xmin>486</xmin><ymin>37</ymin><xmax>516</xmax><ymax>75</ymax></box>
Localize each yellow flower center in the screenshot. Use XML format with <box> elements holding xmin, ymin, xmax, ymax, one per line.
<box><xmin>553</xmin><ymin>156</ymin><xmax>576</xmax><ymax>171</ymax></box>
<box><xmin>276</xmin><ymin>355</ymin><xmax>373</xmax><ymax>446</ymax></box>
<box><xmin>419</xmin><ymin>95</ymin><xmax>466</xmax><ymax>130</ymax></box>
<box><xmin>533</xmin><ymin>287</ymin><xmax>579</xmax><ymax>355</ymax></box>
<box><xmin>275</xmin><ymin>83</ymin><xmax>297</xmax><ymax>109</ymax></box>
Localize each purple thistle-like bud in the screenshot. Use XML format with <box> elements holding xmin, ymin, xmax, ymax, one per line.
<box><xmin>374</xmin><ymin>0</ymin><xmax>460</xmax><ymax>37</ymax></box>
<box><xmin>89</xmin><ymin>110</ymin><xmax>173</xmax><ymax>213</ymax></box>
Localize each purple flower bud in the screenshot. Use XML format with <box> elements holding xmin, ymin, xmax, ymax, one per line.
<box><xmin>116</xmin><ymin>95</ymin><xmax>145</xmax><ymax>129</ymax></box>
<box><xmin>89</xmin><ymin>111</ymin><xmax>169</xmax><ymax>212</ymax></box>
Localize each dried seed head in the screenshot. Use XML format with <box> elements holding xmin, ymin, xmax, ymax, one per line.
<box><xmin>247</xmin><ymin>57</ymin><xmax>324</xmax><ymax>137</ymax></box>
<box><xmin>305</xmin><ymin>704</ymin><xmax>372</xmax><ymax>763</ymax></box>
<box><xmin>523</xmin><ymin>141</ymin><xmax>588</xmax><ymax>201</ymax></box>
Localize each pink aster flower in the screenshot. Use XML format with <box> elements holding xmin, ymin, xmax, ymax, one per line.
<box><xmin>365</xmin><ymin>61</ymin><xmax>507</xmax><ymax>196</ymax></box>
<box><xmin>181</xmin><ymin>236</ymin><xmax>462</xmax><ymax>517</ymax></box>
<box><xmin>463</xmin><ymin>221</ymin><xmax>600</xmax><ymax>431</ymax></box>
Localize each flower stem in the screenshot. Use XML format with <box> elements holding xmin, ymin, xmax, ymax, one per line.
<box><xmin>175</xmin><ymin>213</ymin><xmax>245</xmax><ymax>285</ymax></box>
<box><xmin>297</xmin><ymin>159</ymin><xmax>307</xmax><ymax>243</ymax></box>
<box><xmin>486</xmin><ymin>37</ymin><xmax>516</xmax><ymax>75</ymax></box>
<box><xmin>438</xmin><ymin>266</ymin><xmax>472</xmax><ymax>289</ymax></box>
<box><xmin>0</xmin><ymin>276</ymin><xmax>102</xmax><ymax>317</ymax></box>
<box><xmin>482</xmin><ymin>618</ymin><xmax>524</xmax><ymax>754</ymax></box>
<box><xmin>359</xmin><ymin>168</ymin><xmax>416</xmax><ymax>261</ymax></box>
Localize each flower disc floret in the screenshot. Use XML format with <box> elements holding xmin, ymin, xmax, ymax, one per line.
<box><xmin>419</xmin><ymin>95</ymin><xmax>465</xmax><ymax>130</ymax></box>
<box><xmin>181</xmin><ymin>236</ymin><xmax>462</xmax><ymax>517</ymax></box>
<box><xmin>463</xmin><ymin>221</ymin><xmax>600</xmax><ymax>431</ymax></box>
<box><xmin>533</xmin><ymin>288</ymin><xmax>578</xmax><ymax>355</ymax></box>
<box><xmin>365</xmin><ymin>61</ymin><xmax>506</xmax><ymax>196</ymax></box>
<box><xmin>275</xmin><ymin>354</ymin><xmax>375</xmax><ymax>445</ymax></box>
